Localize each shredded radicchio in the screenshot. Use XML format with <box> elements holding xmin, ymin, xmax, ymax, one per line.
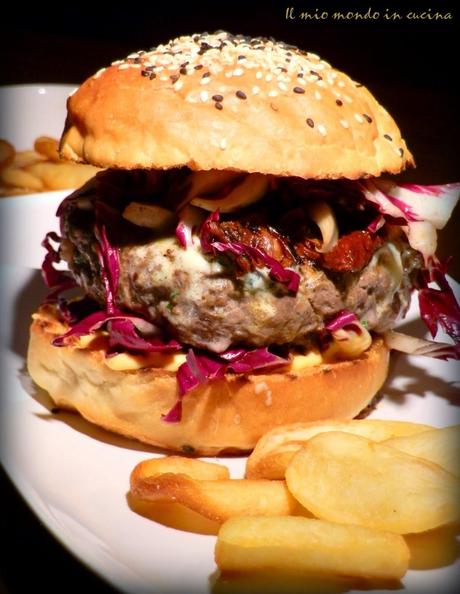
<box><xmin>418</xmin><ymin>258</ymin><xmax>460</xmax><ymax>344</ymax></box>
<box><xmin>163</xmin><ymin>346</ymin><xmax>289</xmax><ymax>422</ymax></box>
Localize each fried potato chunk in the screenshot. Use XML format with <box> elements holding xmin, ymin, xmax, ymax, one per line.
<box><xmin>285</xmin><ymin>431</ymin><xmax>460</xmax><ymax>534</ymax></box>
<box><xmin>215</xmin><ymin>516</ymin><xmax>410</xmax><ymax>580</ymax></box>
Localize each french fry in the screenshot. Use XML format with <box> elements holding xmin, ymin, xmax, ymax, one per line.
<box><xmin>246</xmin><ymin>419</ymin><xmax>433</xmax><ymax>479</ymax></box>
<box><xmin>34</xmin><ymin>136</ymin><xmax>60</xmax><ymax>161</ymax></box>
<box><xmin>130</xmin><ymin>473</ymin><xmax>297</xmax><ymax>523</ymax></box>
<box><xmin>0</xmin><ymin>139</ymin><xmax>15</xmax><ymax>169</ymax></box>
<box><xmin>1</xmin><ymin>167</ymin><xmax>44</xmax><ymax>191</ymax></box>
<box><xmin>384</xmin><ymin>425</ymin><xmax>460</xmax><ymax>477</ymax></box>
<box><xmin>285</xmin><ymin>431</ymin><xmax>460</xmax><ymax>534</ymax></box>
<box><xmin>215</xmin><ymin>516</ymin><xmax>410</xmax><ymax>580</ymax></box>
<box><xmin>26</xmin><ymin>161</ymin><xmax>100</xmax><ymax>191</ymax></box>
<box><xmin>0</xmin><ymin>136</ymin><xmax>102</xmax><ymax>196</ymax></box>
<box><xmin>131</xmin><ymin>455</ymin><xmax>230</xmax><ymax>482</ymax></box>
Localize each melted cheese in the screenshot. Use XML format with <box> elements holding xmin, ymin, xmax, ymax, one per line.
<box><xmin>104</xmin><ymin>351</ymin><xmax>187</xmax><ymax>371</ymax></box>
<box><xmin>289</xmin><ymin>350</ymin><xmax>323</xmax><ymax>370</ymax></box>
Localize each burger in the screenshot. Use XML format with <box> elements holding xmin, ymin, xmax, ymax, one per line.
<box><xmin>27</xmin><ymin>32</ymin><xmax>460</xmax><ymax>455</ymax></box>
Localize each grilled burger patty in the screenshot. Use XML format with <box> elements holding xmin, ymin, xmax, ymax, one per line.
<box><xmin>59</xmin><ymin>174</ymin><xmax>422</xmax><ymax>353</ymax></box>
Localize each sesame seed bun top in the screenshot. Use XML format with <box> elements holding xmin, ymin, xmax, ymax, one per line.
<box><xmin>60</xmin><ymin>31</ymin><xmax>414</xmax><ymax>178</ymax></box>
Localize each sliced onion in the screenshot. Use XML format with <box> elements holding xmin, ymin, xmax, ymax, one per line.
<box><xmin>191</xmin><ymin>173</ymin><xmax>269</xmax><ymax>212</ymax></box>
<box><xmin>123</xmin><ymin>202</ymin><xmax>175</xmax><ymax>230</ymax></box>
<box><xmin>186</xmin><ymin>170</ymin><xmax>241</xmax><ymax>201</ymax></box>
<box><xmin>307</xmin><ymin>201</ymin><xmax>338</xmax><ymax>253</ymax></box>
<box><xmin>384</xmin><ymin>330</ymin><xmax>459</xmax><ymax>360</ymax></box>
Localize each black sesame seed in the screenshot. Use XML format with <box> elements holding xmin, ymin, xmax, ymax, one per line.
<box><xmin>141</xmin><ymin>70</ymin><xmax>150</xmax><ymax>77</ymax></box>
<box><xmin>237</xmin><ymin>55</ymin><xmax>246</xmax><ymax>60</ymax></box>
<box><xmin>170</xmin><ymin>74</ymin><xmax>179</xmax><ymax>83</ymax></box>
<box><xmin>336</xmin><ymin>99</ymin><xmax>343</xmax><ymax>106</ymax></box>
<box><xmin>297</xmin><ymin>72</ymin><xmax>304</xmax><ymax>78</ymax></box>
<box><xmin>149</xmin><ymin>73</ymin><xmax>156</xmax><ymax>80</ymax></box>
<box><xmin>180</xmin><ymin>61</ymin><xmax>189</xmax><ymax>68</ymax></box>
<box><xmin>384</xmin><ymin>134</ymin><xmax>393</xmax><ymax>141</ymax></box>
<box><xmin>215</xmin><ymin>102</ymin><xmax>223</xmax><ymax>110</ymax></box>
<box><xmin>355</xmin><ymin>83</ymin><xmax>363</xmax><ymax>88</ymax></box>
<box><xmin>293</xmin><ymin>86</ymin><xmax>305</xmax><ymax>94</ymax></box>
<box><xmin>202</xmin><ymin>71</ymin><xmax>210</xmax><ymax>78</ymax></box>
<box><xmin>363</xmin><ymin>113</ymin><xmax>372</xmax><ymax>123</ymax></box>
<box><xmin>399</xmin><ymin>148</ymin><xmax>404</xmax><ymax>157</ymax></box>
<box><xmin>212</xmin><ymin>94</ymin><xmax>224</xmax><ymax>102</ymax></box>
<box><xmin>306</xmin><ymin>118</ymin><xmax>315</xmax><ymax>128</ymax></box>
<box><xmin>180</xmin><ymin>67</ymin><xmax>188</xmax><ymax>75</ymax></box>
<box><xmin>194</xmin><ymin>64</ymin><xmax>203</xmax><ymax>70</ymax></box>
<box><xmin>236</xmin><ymin>90</ymin><xmax>247</xmax><ymax>99</ymax></box>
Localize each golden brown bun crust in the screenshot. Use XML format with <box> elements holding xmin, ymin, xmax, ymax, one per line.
<box><xmin>60</xmin><ymin>32</ymin><xmax>413</xmax><ymax>179</ymax></box>
<box><xmin>27</xmin><ymin>305</ymin><xmax>390</xmax><ymax>455</ymax></box>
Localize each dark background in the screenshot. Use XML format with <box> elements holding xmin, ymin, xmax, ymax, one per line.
<box><xmin>1</xmin><ymin>2</ymin><xmax>459</xmax><ymax>593</ymax></box>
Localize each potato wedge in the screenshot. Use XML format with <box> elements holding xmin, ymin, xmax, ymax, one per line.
<box><xmin>246</xmin><ymin>419</ymin><xmax>433</xmax><ymax>479</ymax></box>
<box><xmin>131</xmin><ymin>455</ymin><xmax>230</xmax><ymax>482</ymax></box>
<box><xmin>130</xmin><ymin>473</ymin><xmax>297</xmax><ymax>523</ymax></box>
<box><xmin>215</xmin><ymin>516</ymin><xmax>409</xmax><ymax>580</ymax></box>
<box><xmin>285</xmin><ymin>431</ymin><xmax>460</xmax><ymax>534</ymax></box>
<box><xmin>384</xmin><ymin>425</ymin><xmax>460</xmax><ymax>477</ymax></box>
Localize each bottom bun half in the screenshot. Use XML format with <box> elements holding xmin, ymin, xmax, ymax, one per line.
<box><xmin>27</xmin><ymin>305</ymin><xmax>390</xmax><ymax>455</ymax></box>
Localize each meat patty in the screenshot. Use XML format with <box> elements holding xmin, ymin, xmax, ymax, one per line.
<box><xmin>60</xmin><ymin>199</ymin><xmax>422</xmax><ymax>352</ymax></box>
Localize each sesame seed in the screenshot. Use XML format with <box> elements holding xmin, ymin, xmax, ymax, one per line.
<box><xmin>215</xmin><ymin>102</ymin><xmax>223</xmax><ymax>110</ymax></box>
<box><xmin>170</xmin><ymin>74</ymin><xmax>180</xmax><ymax>83</ymax></box>
<box><xmin>233</xmin><ymin>68</ymin><xmax>244</xmax><ymax>76</ymax></box>
<box><xmin>180</xmin><ymin>67</ymin><xmax>188</xmax><ymax>75</ymax></box>
<box><xmin>343</xmin><ymin>95</ymin><xmax>353</xmax><ymax>103</ymax></box>
<box><xmin>384</xmin><ymin>134</ymin><xmax>393</xmax><ymax>141</ymax></box>
<box><xmin>399</xmin><ymin>148</ymin><xmax>404</xmax><ymax>157</ymax></box>
<box><xmin>149</xmin><ymin>73</ymin><xmax>156</xmax><ymax>80</ymax></box>
<box><xmin>236</xmin><ymin>90</ymin><xmax>247</xmax><ymax>99</ymax></box>
<box><xmin>194</xmin><ymin>64</ymin><xmax>203</xmax><ymax>70</ymax></box>
<box><xmin>306</xmin><ymin>118</ymin><xmax>314</xmax><ymax>128</ymax></box>
<box><xmin>200</xmin><ymin>90</ymin><xmax>209</xmax><ymax>102</ymax></box>
<box><xmin>173</xmin><ymin>80</ymin><xmax>183</xmax><ymax>91</ymax></box>
<box><xmin>317</xmin><ymin>124</ymin><xmax>327</xmax><ymax>136</ymax></box>
<box><xmin>111</xmin><ymin>60</ymin><xmax>123</xmax><ymax>66</ymax></box>
<box><xmin>256</xmin><ymin>71</ymin><xmax>263</xmax><ymax>80</ymax></box>
<box><xmin>293</xmin><ymin>86</ymin><xmax>305</xmax><ymax>94</ymax></box>
<box><xmin>160</xmin><ymin>75</ymin><xmax>168</xmax><ymax>81</ymax></box>
<box><xmin>265</xmin><ymin>74</ymin><xmax>273</xmax><ymax>82</ymax></box>
<box><xmin>336</xmin><ymin>99</ymin><xmax>343</xmax><ymax>106</ymax></box>
<box><xmin>252</xmin><ymin>86</ymin><xmax>260</xmax><ymax>95</ymax></box>
<box><xmin>118</xmin><ymin>64</ymin><xmax>130</xmax><ymax>70</ymax></box>
<box><xmin>202</xmin><ymin>71</ymin><xmax>210</xmax><ymax>78</ymax></box>
<box><xmin>220</xmin><ymin>138</ymin><xmax>227</xmax><ymax>150</ymax></box>
<box><xmin>268</xmin><ymin>90</ymin><xmax>278</xmax><ymax>97</ymax></box>
<box><xmin>93</xmin><ymin>68</ymin><xmax>106</xmax><ymax>79</ymax></box>
<box><xmin>200</xmin><ymin>77</ymin><xmax>211</xmax><ymax>85</ymax></box>
<box><xmin>225</xmin><ymin>71</ymin><xmax>233</xmax><ymax>78</ymax></box>
<box><xmin>363</xmin><ymin>113</ymin><xmax>373</xmax><ymax>123</ymax></box>
<box><xmin>314</xmin><ymin>91</ymin><xmax>322</xmax><ymax>100</ymax></box>
<box><xmin>212</xmin><ymin>94</ymin><xmax>224</xmax><ymax>102</ymax></box>
<box><xmin>340</xmin><ymin>119</ymin><xmax>349</xmax><ymax>129</ymax></box>
<box><xmin>278</xmin><ymin>82</ymin><xmax>288</xmax><ymax>91</ymax></box>
<box><xmin>338</xmin><ymin>80</ymin><xmax>346</xmax><ymax>88</ymax></box>
<box><xmin>354</xmin><ymin>113</ymin><xmax>364</xmax><ymax>123</ymax></box>
<box><xmin>237</xmin><ymin>55</ymin><xmax>246</xmax><ymax>60</ymax></box>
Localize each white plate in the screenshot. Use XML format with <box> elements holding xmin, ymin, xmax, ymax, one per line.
<box><xmin>1</xmin><ymin>86</ymin><xmax>460</xmax><ymax>594</ymax></box>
